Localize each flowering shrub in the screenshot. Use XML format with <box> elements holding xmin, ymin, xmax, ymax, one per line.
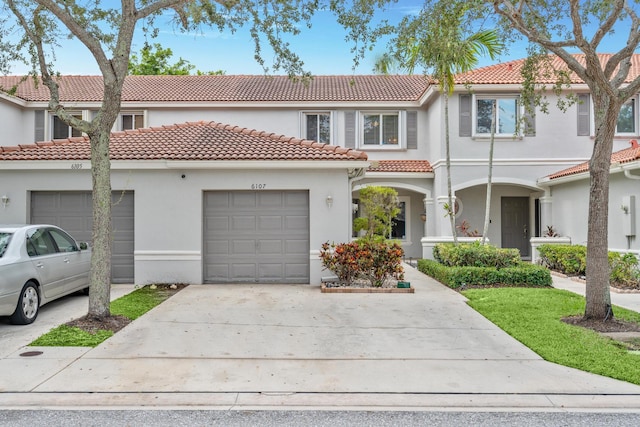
<box><xmin>320</xmin><ymin>241</ymin><xmax>404</xmax><ymax>287</ymax></box>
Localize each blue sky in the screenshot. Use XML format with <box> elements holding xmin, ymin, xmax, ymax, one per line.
<box><xmin>5</xmin><ymin>2</ymin><xmax>631</xmax><ymax>76</ymax></box>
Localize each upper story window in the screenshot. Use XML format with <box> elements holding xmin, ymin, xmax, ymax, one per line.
<box><xmin>577</xmin><ymin>94</ymin><xmax>638</xmax><ymax>137</ymax></box>
<box><xmin>120</xmin><ymin>112</ymin><xmax>145</xmax><ymax>131</ymax></box>
<box><xmin>475</xmin><ymin>97</ymin><xmax>519</xmax><ymax>135</ymax></box>
<box><xmin>302</xmin><ymin>112</ymin><xmax>331</xmax><ymax>144</ymax></box>
<box><xmin>362</xmin><ymin>112</ymin><xmax>400</xmax><ymax>147</ymax></box>
<box><xmin>617</xmin><ymin>98</ymin><xmax>636</xmax><ymax>134</ymax></box>
<box><xmin>51</xmin><ymin>113</ymin><xmax>82</xmax><ymax>139</ymax></box>
<box><xmin>343</xmin><ymin>110</ymin><xmax>418</xmax><ymax>150</ymax></box>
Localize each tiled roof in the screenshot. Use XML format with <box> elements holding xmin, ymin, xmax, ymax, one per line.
<box><xmin>0</xmin><ymin>75</ymin><xmax>430</xmax><ymax>103</ymax></box>
<box><xmin>367</xmin><ymin>160</ymin><xmax>433</xmax><ymax>173</ymax></box>
<box><xmin>455</xmin><ymin>53</ymin><xmax>640</xmax><ymax>85</ymax></box>
<box><xmin>0</xmin><ymin>121</ymin><xmax>368</xmax><ymax>162</ymax></box>
<box><xmin>548</xmin><ymin>140</ymin><xmax>640</xmax><ymax>179</ymax></box>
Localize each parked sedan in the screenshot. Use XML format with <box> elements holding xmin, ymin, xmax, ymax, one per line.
<box><xmin>0</xmin><ymin>225</ymin><xmax>91</xmax><ymax>324</ymax></box>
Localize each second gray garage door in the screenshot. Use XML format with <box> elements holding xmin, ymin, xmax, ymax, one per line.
<box><xmin>204</xmin><ymin>190</ymin><xmax>309</xmax><ymax>283</ymax></box>
<box><xmin>31</xmin><ymin>191</ymin><xmax>135</xmax><ymax>284</ymax></box>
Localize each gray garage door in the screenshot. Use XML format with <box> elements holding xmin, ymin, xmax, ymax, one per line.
<box><xmin>31</xmin><ymin>191</ymin><xmax>135</xmax><ymax>284</ymax></box>
<box><xmin>204</xmin><ymin>190</ymin><xmax>309</xmax><ymax>283</ymax></box>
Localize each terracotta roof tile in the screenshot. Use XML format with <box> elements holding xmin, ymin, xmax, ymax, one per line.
<box><xmin>548</xmin><ymin>140</ymin><xmax>640</xmax><ymax>179</ymax></box>
<box><xmin>455</xmin><ymin>53</ymin><xmax>640</xmax><ymax>85</ymax></box>
<box><xmin>0</xmin><ymin>75</ymin><xmax>430</xmax><ymax>103</ymax></box>
<box><xmin>0</xmin><ymin>121</ymin><xmax>368</xmax><ymax>162</ymax></box>
<box><xmin>367</xmin><ymin>160</ymin><xmax>433</xmax><ymax>173</ymax></box>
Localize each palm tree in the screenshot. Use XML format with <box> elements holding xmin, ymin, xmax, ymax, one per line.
<box><xmin>381</xmin><ymin>4</ymin><xmax>502</xmax><ymax>244</ymax></box>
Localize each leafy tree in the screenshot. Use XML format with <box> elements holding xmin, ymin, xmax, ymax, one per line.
<box><xmin>381</xmin><ymin>2</ymin><xmax>502</xmax><ymax>244</ymax></box>
<box><xmin>353</xmin><ymin>186</ymin><xmax>401</xmax><ymax>241</ymax></box>
<box><xmin>414</xmin><ymin>0</ymin><xmax>640</xmax><ymax>320</ymax></box>
<box><xmin>1</xmin><ymin>0</ymin><xmax>393</xmax><ymax>321</ymax></box>
<box><xmin>128</xmin><ymin>42</ymin><xmax>225</xmax><ymax>75</ymax></box>
<box><xmin>128</xmin><ymin>43</ymin><xmax>195</xmax><ymax>75</ymax></box>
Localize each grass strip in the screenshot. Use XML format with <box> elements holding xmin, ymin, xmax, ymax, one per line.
<box><xmin>30</xmin><ymin>285</ymin><xmax>177</xmax><ymax>347</ymax></box>
<box><xmin>462</xmin><ymin>287</ymin><xmax>640</xmax><ymax>385</ymax></box>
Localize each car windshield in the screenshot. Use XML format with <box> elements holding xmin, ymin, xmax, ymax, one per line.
<box><xmin>0</xmin><ymin>232</ymin><xmax>12</xmax><ymax>258</ymax></box>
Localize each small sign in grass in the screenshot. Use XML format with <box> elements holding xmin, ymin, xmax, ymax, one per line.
<box><xmin>30</xmin><ymin>284</ymin><xmax>184</xmax><ymax>347</ymax></box>
<box><xmin>463</xmin><ymin>287</ymin><xmax>640</xmax><ymax>385</ymax></box>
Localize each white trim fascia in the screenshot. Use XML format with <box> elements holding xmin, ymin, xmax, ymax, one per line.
<box><xmin>452</xmin><ymin>83</ymin><xmax>592</xmax><ymax>92</ymax></box>
<box><xmin>162</xmin><ymin>160</ymin><xmax>370</xmax><ymax>170</ymax></box>
<box><xmin>0</xmin><ymin>160</ymin><xmax>92</xmax><ymax>170</ymax></box>
<box><xmin>430</xmin><ymin>158</ymin><xmax>590</xmax><ymax>168</ymax></box>
<box><xmin>127</xmin><ymin>101</ymin><xmax>424</xmax><ymax>109</ymax></box>
<box><xmin>364</xmin><ymin>172</ymin><xmax>434</xmax><ymax>179</ymax></box>
<box><xmin>0</xmin><ymin>159</ymin><xmax>369</xmax><ymax>171</ymax></box>
<box><xmin>0</xmin><ymin>92</ymin><xmax>27</xmax><ymax>107</ymax></box>
<box><xmin>537</xmin><ymin>162</ymin><xmax>637</xmax><ymax>187</ymax></box>
<box><xmin>418</xmin><ymin>85</ymin><xmax>438</xmax><ymax>106</ymax></box>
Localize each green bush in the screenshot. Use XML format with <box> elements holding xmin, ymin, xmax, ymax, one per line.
<box><xmin>433</xmin><ymin>242</ymin><xmax>521</xmax><ymax>268</ymax></box>
<box><xmin>537</xmin><ymin>244</ymin><xmax>640</xmax><ymax>287</ymax></box>
<box><xmin>610</xmin><ymin>252</ymin><xmax>640</xmax><ymax>288</ymax></box>
<box><xmin>537</xmin><ymin>244</ymin><xmax>586</xmax><ymax>275</ymax></box>
<box><xmin>418</xmin><ymin>259</ymin><xmax>551</xmax><ymax>288</ymax></box>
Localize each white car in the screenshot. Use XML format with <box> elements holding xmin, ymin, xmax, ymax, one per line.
<box><xmin>0</xmin><ymin>225</ymin><xmax>91</xmax><ymax>324</ymax></box>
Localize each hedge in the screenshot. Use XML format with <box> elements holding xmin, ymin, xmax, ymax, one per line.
<box><xmin>418</xmin><ymin>258</ymin><xmax>552</xmax><ymax>289</ymax></box>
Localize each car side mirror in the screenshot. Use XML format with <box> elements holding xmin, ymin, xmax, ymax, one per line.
<box><xmin>79</xmin><ymin>242</ymin><xmax>89</xmax><ymax>250</ymax></box>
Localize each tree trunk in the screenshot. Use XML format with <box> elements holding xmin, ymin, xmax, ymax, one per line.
<box><xmin>482</xmin><ymin>100</ymin><xmax>497</xmax><ymax>244</ymax></box>
<box><xmin>444</xmin><ymin>92</ymin><xmax>457</xmax><ymax>243</ymax></box>
<box><xmin>584</xmin><ymin>93</ymin><xmax>617</xmax><ymax>320</ymax></box>
<box><xmin>86</xmin><ymin>74</ymin><xmax>126</xmax><ymax>318</ymax></box>
<box><xmin>88</xmin><ymin>129</ymin><xmax>112</xmax><ymax>318</ymax></box>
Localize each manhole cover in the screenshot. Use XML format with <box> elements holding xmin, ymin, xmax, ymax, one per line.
<box><xmin>19</xmin><ymin>351</ymin><xmax>43</xmax><ymax>357</ymax></box>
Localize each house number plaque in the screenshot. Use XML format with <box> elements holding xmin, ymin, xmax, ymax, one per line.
<box><xmin>251</xmin><ymin>183</ymin><xmax>267</xmax><ymax>189</ymax></box>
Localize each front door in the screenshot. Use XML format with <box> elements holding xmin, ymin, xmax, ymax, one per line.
<box><xmin>501</xmin><ymin>197</ymin><xmax>530</xmax><ymax>258</ymax></box>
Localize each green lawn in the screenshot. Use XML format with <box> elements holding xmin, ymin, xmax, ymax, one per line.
<box><xmin>30</xmin><ymin>285</ymin><xmax>181</xmax><ymax>347</ymax></box>
<box><xmin>463</xmin><ymin>287</ymin><xmax>640</xmax><ymax>385</ymax></box>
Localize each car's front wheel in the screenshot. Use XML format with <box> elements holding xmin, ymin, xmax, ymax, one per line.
<box><xmin>10</xmin><ymin>281</ymin><xmax>40</xmax><ymax>325</ymax></box>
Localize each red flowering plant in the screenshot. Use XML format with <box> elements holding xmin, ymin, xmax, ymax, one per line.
<box><xmin>320</xmin><ymin>240</ymin><xmax>404</xmax><ymax>287</ymax></box>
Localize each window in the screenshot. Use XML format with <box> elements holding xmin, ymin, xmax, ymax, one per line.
<box><xmin>27</xmin><ymin>228</ymin><xmax>57</xmax><ymax>256</ymax></box>
<box><xmin>120</xmin><ymin>112</ymin><xmax>145</xmax><ymax>131</ymax></box>
<box><xmin>617</xmin><ymin>98</ymin><xmax>636</xmax><ymax>134</ymax></box>
<box><xmin>476</xmin><ymin>97</ymin><xmax>518</xmax><ymax>135</ymax></box>
<box><xmin>363</xmin><ymin>113</ymin><xmax>399</xmax><ymax>146</ymax></box>
<box><xmin>51</xmin><ymin>113</ymin><xmax>82</xmax><ymax>139</ymax></box>
<box><xmin>303</xmin><ymin>112</ymin><xmax>331</xmax><ymax>143</ymax></box>
<box><xmin>48</xmin><ymin>228</ymin><xmax>79</xmax><ymax>252</ymax></box>
<box><xmin>577</xmin><ymin>94</ymin><xmax>639</xmax><ymax>136</ymax></box>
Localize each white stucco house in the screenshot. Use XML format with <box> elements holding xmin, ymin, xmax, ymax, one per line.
<box><xmin>0</xmin><ymin>53</ymin><xmax>638</xmax><ymax>285</ymax></box>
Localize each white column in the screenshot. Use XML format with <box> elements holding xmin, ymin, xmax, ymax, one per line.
<box><xmin>437</xmin><ymin>195</ymin><xmax>456</xmax><ymax>236</ymax></box>
<box><xmin>539</xmin><ymin>195</ymin><xmax>553</xmax><ymax>235</ymax></box>
<box><xmin>424</xmin><ymin>196</ymin><xmax>435</xmax><ymax>237</ymax></box>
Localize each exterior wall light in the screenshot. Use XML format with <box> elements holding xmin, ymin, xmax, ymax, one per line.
<box><xmin>326</xmin><ymin>195</ymin><xmax>333</xmax><ymax>208</ymax></box>
<box><xmin>1</xmin><ymin>195</ymin><xmax>9</xmax><ymax>208</ymax></box>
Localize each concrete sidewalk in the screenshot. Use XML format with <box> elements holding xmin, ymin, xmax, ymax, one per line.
<box><xmin>1</xmin><ymin>267</ymin><xmax>640</xmax><ymax>411</ymax></box>
<box><xmin>551</xmin><ymin>273</ymin><xmax>640</xmax><ymax>313</ymax></box>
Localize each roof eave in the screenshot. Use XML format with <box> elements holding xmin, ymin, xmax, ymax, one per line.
<box><xmin>0</xmin><ymin>159</ymin><xmax>370</xmax><ymax>170</ymax></box>
<box><xmin>365</xmin><ymin>171</ymin><xmax>434</xmax><ymax>179</ymax></box>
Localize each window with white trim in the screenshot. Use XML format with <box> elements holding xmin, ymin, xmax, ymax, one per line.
<box><xmin>578</xmin><ymin>94</ymin><xmax>639</xmax><ymax>137</ymax></box>
<box><xmin>120</xmin><ymin>112</ymin><xmax>145</xmax><ymax>131</ymax></box>
<box><xmin>475</xmin><ymin>96</ymin><xmax>519</xmax><ymax>135</ymax></box>
<box><xmin>302</xmin><ymin>112</ymin><xmax>331</xmax><ymax>143</ymax></box>
<box><xmin>51</xmin><ymin>113</ymin><xmax>83</xmax><ymax>139</ymax></box>
<box><xmin>362</xmin><ymin>112</ymin><xmax>401</xmax><ymax>147</ymax></box>
<box><xmin>617</xmin><ymin>98</ymin><xmax>636</xmax><ymax>135</ymax></box>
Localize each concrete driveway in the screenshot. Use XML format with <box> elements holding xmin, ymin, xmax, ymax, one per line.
<box><xmin>1</xmin><ymin>267</ymin><xmax>640</xmax><ymax>410</ymax></box>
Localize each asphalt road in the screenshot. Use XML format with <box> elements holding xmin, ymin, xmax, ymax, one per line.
<box><xmin>1</xmin><ymin>410</ymin><xmax>640</xmax><ymax>427</ymax></box>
